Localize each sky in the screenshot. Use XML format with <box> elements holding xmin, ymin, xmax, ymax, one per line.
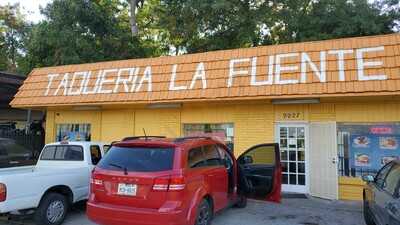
<box><xmin>1</xmin><ymin>0</ymin><xmax>53</xmax><ymax>23</ymax></box>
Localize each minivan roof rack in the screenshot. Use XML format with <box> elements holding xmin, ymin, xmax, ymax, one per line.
<box><xmin>174</xmin><ymin>136</ymin><xmax>212</xmax><ymax>143</ymax></box>
<box><xmin>122</xmin><ymin>136</ymin><xmax>166</xmax><ymax>141</ymax></box>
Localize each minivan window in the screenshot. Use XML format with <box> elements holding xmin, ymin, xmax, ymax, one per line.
<box><xmin>98</xmin><ymin>146</ymin><xmax>174</xmax><ymax>172</ymax></box>
<box><xmin>203</xmin><ymin>145</ymin><xmax>223</xmax><ymax>166</ymax></box>
<box><xmin>188</xmin><ymin>147</ymin><xmax>207</xmax><ymax>168</ymax></box>
<box><xmin>40</xmin><ymin>145</ymin><xmax>84</xmax><ymax>161</ymax></box>
<box><xmin>188</xmin><ymin>145</ymin><xmax>223</xmax><ymax>168</ymax></box>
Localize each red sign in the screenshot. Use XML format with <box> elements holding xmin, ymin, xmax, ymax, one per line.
<box><xmin>370</xmin><ymin>127</ymin><xmax>393</xmax><ymax>134</ymax></box>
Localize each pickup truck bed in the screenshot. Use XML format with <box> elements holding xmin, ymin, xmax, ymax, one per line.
<box><xmin>0</xmin><ymin>141</ymin><xmax>106</xmax><ymax>225</ymax></box>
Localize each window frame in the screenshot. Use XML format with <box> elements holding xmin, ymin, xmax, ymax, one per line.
<box><xmin>90</xmin><ymin>145</ymin><xmax>102</xmax><ymax>165</ymax></box>
<box><xmin>55</xmin><ymin>123</ymin><xmax>91</xmax><ymax>142</ymax></box>
<box><xmin>40</xmin><ymin>145</ymin><xmax>84</xmax><ymax>161</ymax></box>
<box><xmin>187</xmin><ymin>145</ymin><xmax>224</xmax><ymax>169</ymax></box>
<box><xmin>202</xmin><ymin>145</ymin><xmax>224</xmax><ymax>167</ymax></box>
<box><xmin>382</xmin><ymin>163</ymin><xmax>400</xmax><ymax>197</ymax></box>
<box><xmin>374</xmin><ymin>161</ymin><xmax>394</xmax><ymax>190</ymax></box>
<box><xmin>187</xmin><ymin>147</ymin><xmax>208</xmax><ymax>169</ymax></box>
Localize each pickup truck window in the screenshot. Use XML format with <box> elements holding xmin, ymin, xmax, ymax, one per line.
<box><xmin>41</xmin><ymin>145</ymin><xmax>84</xmax><ymax>161</ymax></box>
<box><xmin>90</xmin><ymin>145</ymin><xmax>102</xmax><ymax>165</ymax></box>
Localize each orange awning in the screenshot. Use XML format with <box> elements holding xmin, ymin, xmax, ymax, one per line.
<box><xmin>11</xmin><ymin>33</ymin><xmax>400</xmax><ymax>108</ymax></box>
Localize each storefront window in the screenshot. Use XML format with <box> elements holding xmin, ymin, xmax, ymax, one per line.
<box><xmin>183</xmin><ymin>123</ymin><xmax>234</xmax><ymax>151</ymax></box>
<box><xmin>337</xmin><ymin>123</ymin><xmax>400</xmax><ymax>177</ymax></box>
<box><xmin>56</xmin><ymin>124</ymin><xmax>91</xmax><ymax>142</ymax></box>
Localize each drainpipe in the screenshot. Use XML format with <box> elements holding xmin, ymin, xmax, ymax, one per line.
<box><xmin>25</xmin><ymin>109</ymin><xmax>31</xmax><ymax>134</ymax></box>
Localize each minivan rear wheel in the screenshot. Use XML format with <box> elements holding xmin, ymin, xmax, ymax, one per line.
<box><xmin>195</xmin><ymin>199</ymin><xmax>212</xmax><ymax>225</ymax></box>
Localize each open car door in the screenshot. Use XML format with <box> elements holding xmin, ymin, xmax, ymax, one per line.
<box><xmin>237</xmin><ymin>143</ymin><xmax>281</xmax><ymax>203</ymax></box>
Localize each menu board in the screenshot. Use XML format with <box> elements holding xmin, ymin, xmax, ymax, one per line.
<box><xmin>350</xmin><ymin>135</ymin><xmax>400</xmax><ymax>171</ymax></box>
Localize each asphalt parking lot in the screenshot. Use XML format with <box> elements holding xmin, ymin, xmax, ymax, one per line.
<box><xmin>1</xmin><ymin>197</ymin><xmax>365</xmax><ymax>225</ymax></box>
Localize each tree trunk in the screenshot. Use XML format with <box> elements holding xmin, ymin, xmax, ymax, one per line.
<box><xmin>130</xmin><ymin>0</ymin><xmax>139</xmax><ymax>36</ymax></box>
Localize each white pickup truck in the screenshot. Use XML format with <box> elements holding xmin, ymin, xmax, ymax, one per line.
<box><xmin>0</xmin><ymin>141</ymin><xmax>107</xmax><ymax>225</ymax></box>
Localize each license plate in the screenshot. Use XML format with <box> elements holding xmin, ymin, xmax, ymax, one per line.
<box><xmin>117</xmin><ymin>183</ymin><xmax>137</xmax><ymax>196</ymax></box>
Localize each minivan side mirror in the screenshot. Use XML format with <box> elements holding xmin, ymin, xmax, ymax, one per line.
<box><xmin>243</xmin><ymin>155</ymin><xmax>254</xmax><ymax>164</ymax></box>
<box><xmin>362</xmin><ymin>175</ymin><xmax>375</xmax><ymax>183</ymax></box>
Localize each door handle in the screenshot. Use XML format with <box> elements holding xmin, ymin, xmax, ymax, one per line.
<box><xmin>332</xmin><ymin>157</ymin><xmax>338</xmax><ymax>164</ymax></box>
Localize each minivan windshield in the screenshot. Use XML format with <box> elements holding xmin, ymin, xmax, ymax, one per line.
<box><xmin>97</xmin><ymin>146</ymin><xmax>174</xmax><ymax>172</ymax></box>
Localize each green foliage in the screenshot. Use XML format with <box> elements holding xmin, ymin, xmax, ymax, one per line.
<box><xmin>0</xmin><ymin>4</ymin><xmax>28</xmax><ymax>74</ymax></box>
<box><xmin>0</xmin><ymin>0</ymin><xmax>399</xmax><ymax>74</ymax></box>
<box><xmin>23</xmin><ymin>0</ymin><xmax>159</xmax><ymax>73</ymax></box>
<box><xmin>266</xmin><ymin>0</ymin><xmax>400</xmax><ymax>44</ymax></box>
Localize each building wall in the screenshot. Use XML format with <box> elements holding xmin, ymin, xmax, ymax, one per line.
<box><xmin>45</xmin><ymin>99</ymin><xmax>400</xmax><ymax>200</ymax></box>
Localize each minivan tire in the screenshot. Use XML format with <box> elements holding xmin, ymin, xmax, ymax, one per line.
<box><xmin>34</xmin><ymin>193</ymin><xmax>68</xmax><ymax>225</ymax></box>
<box><xmin>234</xmin><ymin>195</ymin><xmax>247</xmax><ymax>208</ymax></box>
<box><xmin>195</xmin><ymin>199</ymin><xmax>212</xmax><ymax>225</ymax></box>
<box><xmin>363</xmin><ymin>200</ymin><xmax>375</xmax><ymax>225</ymax></box>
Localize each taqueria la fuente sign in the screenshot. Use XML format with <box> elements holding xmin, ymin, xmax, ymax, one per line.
<box><xmin>43</xmin><ymin>46</ymin><xmax>390</xmax><ymax>96</ymax></box>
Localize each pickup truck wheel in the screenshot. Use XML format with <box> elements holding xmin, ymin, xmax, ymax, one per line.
<box><xmin>34</xmin><ymin>193</ymin><xmax>68</xmax><ymax>225</ymax></box>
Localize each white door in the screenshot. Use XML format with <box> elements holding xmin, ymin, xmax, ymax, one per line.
<box><xmin>309</xmin><ymin>122</ymin><xmax>339</xmax><ymax>200</ymax></box>
<box><xmin>276</xmin><ymin>124</ymin><xmax>308</xmax><ymax>193</ymax></box>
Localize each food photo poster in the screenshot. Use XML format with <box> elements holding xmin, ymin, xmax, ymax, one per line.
<box><xmin>350</xmin><ymin>135</ymin><xmax>400</xmax><ymax>171</ymax></box>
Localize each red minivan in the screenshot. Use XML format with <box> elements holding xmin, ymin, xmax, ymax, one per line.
<box><xmin>87</xmin><ymin>136</ymin><xmax>281</xmax><ymax>225</ymax></box>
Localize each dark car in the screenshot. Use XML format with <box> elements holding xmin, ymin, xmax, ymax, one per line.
<box><xmin>0</xmin><ymin>138</ymin><xmax>36</xmax><ymax>168</ymax></box>
<box><xmin>363</xmin><ymin>160</ymin><xmax>400</xmax><ymax>225</ymax></box>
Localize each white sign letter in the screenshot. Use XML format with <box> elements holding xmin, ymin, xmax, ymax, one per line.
<box><xmin>114</xmin><ymin>68</ymin><xmax>135</xmax><ymax>93</ymax></box>
<box><xmin>275</xmin><ymin>53</ymin><xmax>299</xmax><ymax>85</ymax></box>
<box><xmin>54</xmin><ymin>73</ymin><xmax>70</xmax><ymax>96</ymax></box>
<box><xmin>45</xmin><ymin>74</ymin><xmax>59</xmax><ymax>96</ymax></box>
<box><xmin>328</xmin><ymin>49</ymin><xmax>353</xmax><ymax>81</ymax></box>
<box><xmin>228</xmin><ymin>58</ymin><xmax>250</xmax><ymax>87</ymax></box>
<box><xmin>250</xmin><ymin>56</ymin><xmax>274</xmax><ymax>86</ymax></box>
<box><xmin>68</xmin><ymin>71</ymin><xmax>87</xmax><ymax>95</ymax></box>
<box><xmin>82</xmin><ymin>70</ymin><xmax>101</xmax><ymax>95</ymax></box>
<box><xmin>136</xmin><ymin>66</ymin><xmax>152</xmax><ymax>92</ymax></box>
<box><xmin>129</xmin><ymin>68</ymin><xmax>140</xmax><ymax>92</ymax></box>
<box><xmin>300</xmin><ymin>51</ymin><xmax>326</xmax><ymax>83</ymax></box>
<box><xmin>356</xmin><ymin>46</ymin><xmax>386</xmax><ymax>81</ymax></box>
<box><xmin>189</xmin><ymin>62</ymin><xmax>207</xmax><ymax>89</ymax></box>
<box><xmin>98</xmin><ymin>69</ymin><xmax>117</xmax><ymax>94</ymax></box>
<box><xmin>169</xmin><ymin>64</ymin><xmax>187</xmax><ymax>91</ymax></box>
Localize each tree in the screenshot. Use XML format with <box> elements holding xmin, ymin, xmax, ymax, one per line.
<box><xmin>129</xmin><ymin>0</ymin><xmax>145</xmax><ymax>36</ymax></box>
<box><xmin>0</xmin><ymin>4</ymin><xmax>28</xmax><ymax>73</ymax></box>
<box><xmin>23</xmin><ymin>0</ymin><xmax>160</xmax><ymax>71</ymax></box>
<box><xmin>262</xmin><ymin>0</ymin><xmax>400</xmax><ymax>44</ymax></box>
<box><xmin>6</xmin><ymin>0</ymin><xmax>400</xmax><ymax>75</ymax></box>
<box><xmin>142</xmin><ymin>0</ymin><xmax>272</xmax><ymax>55</ymax></box>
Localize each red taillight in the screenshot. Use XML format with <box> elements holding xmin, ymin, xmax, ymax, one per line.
<box><xmin>153</xmin><ymin>177</ymin><xmax>169</xmax><ymax>191</ymax></box>
<box><xmin>153</xmin><ymin>176</ymin><xmax>185</xmax><ymax>191</ymax></box>
<box><xmin>169</xmin><ymin>176</ymin><xmax>185</xmax><ymax>191</ymax></box>
<box><xmin>90</xmin><ymin>174</ymin><xmax>104</xmax><ymax>192</ymax></box>
<box><xmin>0</xmin><ymin>183</ymin><xmax>6</xmax><ymax>202</ymax></box>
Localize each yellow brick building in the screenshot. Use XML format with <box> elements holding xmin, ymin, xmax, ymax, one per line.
<box><xmin>12</xmin><ymin>34</ymin><xmax>400</xmax><ymax>201</ymax></box>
